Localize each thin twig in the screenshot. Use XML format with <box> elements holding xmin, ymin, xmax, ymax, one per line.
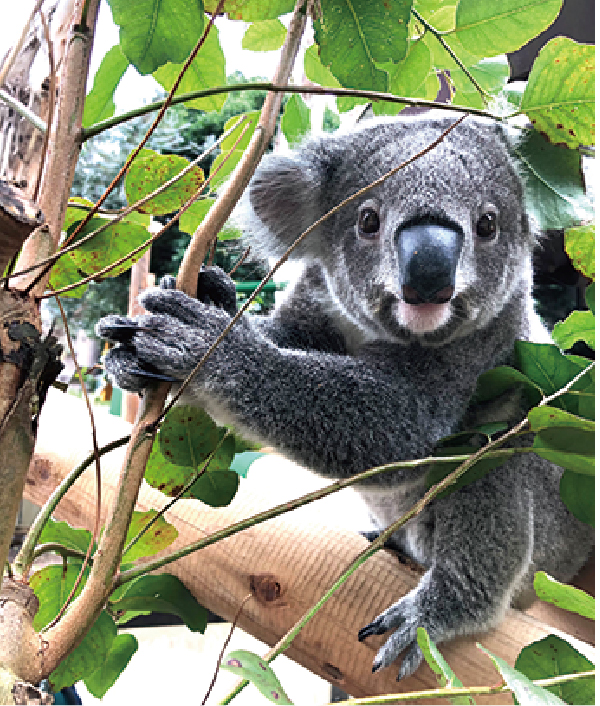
<box><xmin>228</xmin><ymin>246</ymin><xmax>251</xmax><ymax>277</ymax></box>
<box><xmin>411</xmin><ymin>8</ymin><xmax>490</xmax><ymax>104</ymax></box>
<box><xmin>161</xmin><ymin>115</ymin><xmax>468</xmax><ymax>421</ymax></box>
<box><xmin>325</xmin><ymin>670</ymin><xmax>596</xmax><ymax>705</ymax></box>
<box><xmin>33</xmin><ymin>9</ymin><xmax>56</xmax><ymax>202</ymax></box>
<box><xmin>43</xmin><ymin>287</ymin><xmax>103</xmax><ymax>630</ymax></box>
<box><xmin>24</xmin><ymin>0</ymin><xmax>227</xmax><ymax>295</ymax></box>
<box><xmin>202</xmin><ymin>594</ymin><xmax>253</xmax><ymax>706</ymax></box>
<box><xmin>81</xmin><ymin>83</ymin><xmax>496</xmax><ymax>142</ymax></box>
<box><xmin>36</xmin><ymin>120</ymin><xmax>250</xmax><ymax>299</ymax></box>
<box><xmin>1</xmin><ymin>115</ymin><xmax>247</xmax><ymax>286</ymax></box>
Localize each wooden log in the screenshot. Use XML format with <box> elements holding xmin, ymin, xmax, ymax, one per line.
<box><xmin>24</xmin><ymin>391</ymin><xmax>594</xmax><ymax>703</ymax></box>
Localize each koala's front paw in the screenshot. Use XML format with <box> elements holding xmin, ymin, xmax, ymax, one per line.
<box><xmin>196</xmin><ymin>266</ymin><xmax>237</xmax><ymax>315</ymax></box>
<box><xmin>358</xmin><ymin>590</ymin><xmax>424</xmax><ymax>680</ymax></box>
<box><xmin>96</xmin><ymin>288</ymin><xmax>235</xmax><ymax>394</ymax></box>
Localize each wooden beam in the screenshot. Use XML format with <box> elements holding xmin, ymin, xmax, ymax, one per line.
<box><xmin>24</xmin><ymin>391</ymin><xmax>594</xmax><ymax>702</ymax></box>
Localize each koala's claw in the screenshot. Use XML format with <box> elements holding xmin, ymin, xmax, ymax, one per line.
<box><xmin>358</xmin><ymin>617</ymin><xmax>388</xmax><ymax>641</ymax></box>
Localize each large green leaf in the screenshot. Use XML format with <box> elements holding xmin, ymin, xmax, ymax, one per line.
<box><xmin>188</xmin><ymin>468</ymin><xmax>240</xmax><ymax>507</ymax></box>
<box><xmin>242</xmin><ymin>19</ymin><xmax>286</xmax><ymax>51</ymax></box>
<box><xmin>514</xmin><ymin>342</ymin><xmax>595</xmax><ymax>420</ymax></box>
<box><xmin>84</xmin><ymin>633</ymin><xmax>138</xmax><ymax>699</ymax></box>
<box><xmin>281</xmin><ymin>94</ymin><xmax>311</xmax><ymax>146</ymax></box>
<box><xmin>560</xmin><ymin>471</ymin><xmax>595</xmax><ymax>526</ymax></box>
<box><xmin>417</xmin><ymin>628</ymin><xmax>474</xmax><ymax>704</ymax></box>
<box><xmin>37</xmin><ymin>518</ymin><xmax>93</xmax><ymax>555</ymax></box>
<box><xmin>454</xmin><ymin>0</ymin><xmax>561</xmax><ymax>58</ymax></box>
<box><xmin>83</xmin><ymin>45</ymin><xmax>129</xmax><ymax>127</ymax></box>
<box><xmin>121</xmin><ymin>510</ymin><xmax>179</xmax><ymax>563</ymax></box>
<box><xmin>205</xmin><ymin>0</ymin><xmax>295</xmax><ymax>20</ymax></box>
<box><xmin>30</xmin><ymin>563</ymin><xmax>117</xmax><ymax>691</ymax></box>
<box><xmin>66</xmin><ymin>216</ymin><xmax>151</xmax><ymax>278</ymax></box>
<box><xmin>125</xmin><ymin>149</ymin><xmax>205</xmax><ymax>215</ymax></box>
<box><xmin>565</xmin><ymin>224</ymin><xmax>595</xmax><ymax>280</ymax></box>
<box><xmin>515</xmin><ymin>635</ymin><xmax>594</xmax><ymax>705</ymax></box>
<box><xmin>388</xmin><ymin>40</ymin><xmax>435</xmax><ymax>103</ymax></box>
<box><xmin>451</xmin><ymin>56</ymin><xmax>509</xmax><ymax>109</ymax></box>
<box><xmin>209</xmin><ymin>111</ymin><xmax>260</xmax><ymax>187</ymax></box>
<box><xmin>221</xmin><ymin>650</ymin><xmax>293</xmax><ymax>704</ymax></box>
<box><xmin>474</xmin><ymin>365</ymin><xmax>543</xmax><ymax>406</ymax></box>
<box><xmin>314</xmin><ymin>0</ymin><xmax>412</xmax><ymax>92</ymax></box>
<box><xmin>478</xmin><ymin>644</ymin><xmax>566</xmax><ymax>705</ymax></box>
<box><xmin>107</xmin><ymin>0</ymin><xmax>206</xmax><ymax>75</ymax></box>
<box><xmin>533</xmin><ymin>572</ymin><xmax>595</xmax><ymax>620</ymax></box>
<box><xmin>109</xmin><ymin>574</ymin><xmax>208</xmax><ymax>632</ymax></box>
<box><xmin>529</xmin><ymin>408</ymin><xmax>595</xmax><ymax>476</ymax></box>
<box><xmin>49</xmin><ymin>251</ymin><xmax>89</xmax><ymax>298</ymax></box>
<box><xmin>178</xmin><ymin>198</ymin><xmax>213</xmax><ymax>236</ymax></box>
<box><xmin>515</xmin><ymin>130</ymin><xmax>594</xmax><ymax>231</ymax></box>
<box><xmin>159</xmin><ymin>405</ymin><xmax>222</xmax><ymax>467</ymax></box>
<box><xmin>553</xmin><ymin>311</ymin><xmax>595</xmax><ymax>351</ymax></box>
<box><xmin>585</xmin><ymin>283</ymin><xmax>595</xmax><ymax>314</ymax></box>
<box><xmin>521</xmin><ymin>37</ymin><xmax>595</xmax><ymax>148</ymax></box>
<box><xmin>153</xmin><ymin>28</ymin><xmax>226</xmax><ymax>111</ymax></box>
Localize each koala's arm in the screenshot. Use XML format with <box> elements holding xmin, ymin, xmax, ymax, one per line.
<box><xmin>359</xmin><ymin>462</ymin><xmax>534</xmax><ymax>677</ymax></box>
<box><xmin>97</xmin><ymin>287</ymin><xmax>469</xmax><ymax>477</ymax></box>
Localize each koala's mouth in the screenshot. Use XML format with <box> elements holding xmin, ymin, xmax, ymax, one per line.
<box><xmin>378</xmin><ymin>291</ymin><xmax>469</xmax><ymax>343</ymax></box>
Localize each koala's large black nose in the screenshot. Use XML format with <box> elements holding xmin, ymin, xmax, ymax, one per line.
<box><xmin>398</xmin><ymin>223</ymin><xmax>463</xmax><ymax>305</ymax></box>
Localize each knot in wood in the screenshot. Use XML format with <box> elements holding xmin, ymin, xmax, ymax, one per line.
<box><xmin>249</xmin><ymin>573</ymin><xmax>282</xmax><ymax>603</ymax></box>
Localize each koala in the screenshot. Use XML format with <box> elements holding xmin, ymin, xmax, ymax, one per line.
<box><xmin>97</xmin><ymin>114</ymin><xmax>593</xmax><ymax>680</ymax></box>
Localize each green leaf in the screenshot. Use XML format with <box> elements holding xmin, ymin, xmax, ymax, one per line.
<box><xmin>50</xmin><ymin>611</ymin><xmax>117</xmax><ymax>692</ymax></box>
<box><xmin>281</xmin><ymin>94</ymin><xmax>311</xmax><ymax>146</ymax></box>
<box><xmin>314</xmin><ymin>0</ymin><xmax>412</xmax><ymax>92</ymax></box>
<box><xmin>585</xmin><ymin>283</ymin><xmax>595</xmax><ymax>315</ymax></box>
<box><xmin>514</xmin><ymin>342</ymin><xmax>595</xmax><ymax>420</ymax></box>
<box><xmin>425</xmin><ymin>445</ymin><xmax>505</xmax><ymax>496</ymax></box>
<box><xmin>48</xmin><ymin>252</ymin><xmax>89</xmax><ymax>298</ymax></box>
<box><xmin>560</xmin><ymin>471</ymin><xmax>595</xmax><ymax>526</ymax></box>
<box><xmin>388</xmin><ymin>40</ymin><xmax>434</xmax><ymax>103</ymax></box>
<box><xmin>242</xmin><ymin>19</ymin><xmax>286</xmax><ymax>51</ymax></box>
<box><xmin>107</xmin><ymin>0</ymin><xmax>206</xmax><ymax>75</ymax></box>
<box><xmin>153</xmin><ymin>28</ymin><xmax>226</xmax><ymax>111</ymax></box>
<box><xmin>221</xmin><ymin>650</ymin><xmax>293</xmax><ymax>704</ymax></box>
<box><xmin>454</xmin><ymin>0</ymin><xmax>561</xmax><ymax>58</ymax></box>
<box><xmin>417</xmin><ymin>628</ymin><xmax>474</xmax><ymax>704</ymax></box>
<box><xmin>450</xmin><ymin>56</ymin><xmax>510</xmax><ymax>109</ymax></box>
<box><xmin>159</xmin><ymin>405</ymin><xmax>222</xmax><ymax>467</ymax></box>
<box><xmin>515</xmin><ymin>130</ymin><xmax>594</xmax><ymax>231</ymax></box>
<box><xmin>478</xmin><ymin>644</ymin><xmax>567</xmax><ymax>704</ymax></box>
<box><xmin>66</xmin><ymin>216</ymin><xmax>150</xmax><ymax>278</ymax></box>
<box><xmin>533</xmin><ymin>572</ymin><xmax>595</xmax><ymax>620</ymax></box>
<box><xmin>109</xmin><ymin>575</ymin><xmax>208</xmax><ymax>633</ymax></box>
<box><xmin>37</xmin><ymin>518</ymin><xmax>93</xmax><ymax>555</ymax></box>
<box><xmin>230</xmin><ymin>451</ymin><xmax>265</xmax><ymax>478</ymax></box>
<box><xmin>189</xmin><ymin>468</ymin><xmax>240</xmax><ymax>507</ymax></box>
<box><xmin>529</xmin><ymin>407</ymin><xmax>595</xmax><ymax>476</ymax></box>
<box><xmin>521</xmin><ymin>37</ymin><xmax>595</xmax><ymax>149</ymax></box>
<box><xmin>83</xmin><ymin>45</ymin><xmax>129</xmax><ymax>127</ymax></box>
<box><xmin>145</xmin><ymin>441</ymin><xmax>197</xmax><ymax>497</ymax></box>
<box><xmin>515</xmin><ymin>635</ymin><xmax>594</xmax><ymax>705</ymax></box>
<box><xmin>179</xmin><ymin>199</ymin><xmax>213</xmax><ymax>236</ymax></box>
<box><xmin>30</xmin><ymin>562</ymin><xmax>90</xmax><ymax>631</ymax></box>
<box><xmin>30</xmin><ymin>562</ymin><xmax>117</xmax><ymax>691</ymax></box>
<box><xmin>84</xmin><ymin>633</ymin><xmax>138</xmax><ymax>699</ymax></box>
<box><xmin>210</xmin><ymin>111</ymin><xmax>260</xmax><ymax>188</ymax></box>
<box><xmin>565</xmin><ymin>224</ymin><xmax>595</xmax><ymax>280</ymax></box>
<box><xmin>474</xmin><ymin>365</ymin><xmax>543</xmax><ymax>407</ymax></box>
<box><xmin>124</xmin><ymin>149</ymin><xmax>205</xmax><ymax>215</ymax></box>
<box><xmin>121</xmin><ymin>510</ymin><xmax>179</xmax><ymax>563</ymax></box>
<box><xmin>205</xmin><ymin>0</ymin><xmax>295</xmax><ymax>20</ymax></box>
<box><xmin>304</xmin><ymin>44</ymin><xmax>342</xmax><ymax>88</ymax></box>
<box><xmin>553</xmin><ymin>311</ymin><xmax>595</xmax><ymax>351</ymax></box>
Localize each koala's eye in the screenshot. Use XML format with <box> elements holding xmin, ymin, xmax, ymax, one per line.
<box><xmin>476</xmin><ymin>211</ymin><xmax>497</xmax><ymax>240</ymax></box>
<box><xmin>358</xmin><ymin>207</ymin><xmax>380</xmax><ymax>238</ymax></box>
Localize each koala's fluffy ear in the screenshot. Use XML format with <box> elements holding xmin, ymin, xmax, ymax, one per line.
<box><xmin>240</xmin><ymin>151</ymin><xmax>326</xmax><ymax>259</ymax></box>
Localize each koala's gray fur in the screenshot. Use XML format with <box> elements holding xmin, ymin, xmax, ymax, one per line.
<box><xmin>97</xmin><ymin>114</ymin><xmax>593</xmax><ymax>679</ymax></box>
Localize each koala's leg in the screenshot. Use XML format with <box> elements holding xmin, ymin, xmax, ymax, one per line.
<box><xmin>359</xmin><ymin>468</ymin><xmax>533</xmax><ymax>679</ymax></box>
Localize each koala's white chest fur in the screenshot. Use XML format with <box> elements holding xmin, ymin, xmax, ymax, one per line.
<box><xmin>357</xmin><ymin>478</ymin><xmax>432</xmax><ymax>566</ymax></box>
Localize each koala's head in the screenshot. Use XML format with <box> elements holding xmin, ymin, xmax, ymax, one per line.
<box><xmin>242</xmin><ymin>113</ymin><xmax>536</xmax><ymax>346</ymax></box>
